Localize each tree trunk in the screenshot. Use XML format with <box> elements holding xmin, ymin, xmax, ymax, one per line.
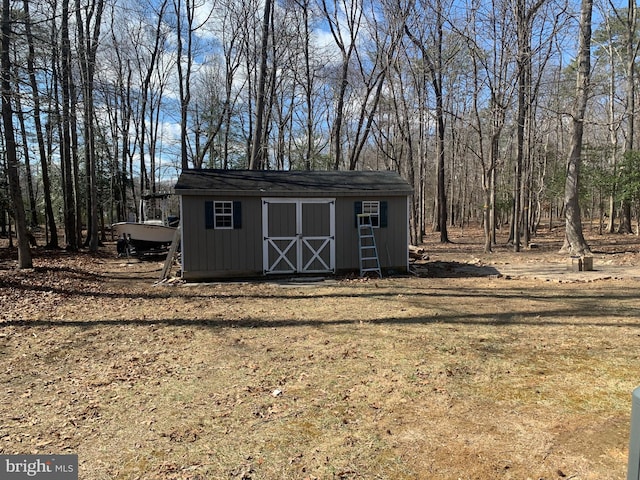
<box><xmin>301</xmin><ymin>0</ymin><xmax>313</xmax><ymax>170</ymax></box>
<box><xmin>605</xmin><ymin>32</ymin><xmax>618</xmax><ymax>234</ymax></box>
<box><xmin>76</xmin><ymin>0</ymin><xmax>105</xmax><ymax>252</ymax></box>
<box><xmin>1</xmin><ymin>0</ymin><xmax>32</xmax><ymax>268</ymax></box>
<box><xmin>138</xmin><ymin>0</ymin><xmax>168</xmax><ymax>197</ymax></box>
<box><xmin>320</xmin><ymin>0</ymin><xmax>361</xmax><ymax>171</ymax></box>
<box><xmin>513</xmin><ymin>0</ymin><xmax>526</xmax><ymax>252</ymax></box>
<box><xmin>175</xmin><ymin>0</ymin><xmax>194</xmax><ymax>171</ymax></box>
<box><xmin>330</xmin><ymin>60</ymin><xmax>349</xmax><ymax>170</ymax></box>
<box><xmin>23</xmin><ymin>0</ymin><xmax>57</xmax><ymax>247</ymax></box>
<box><xmin>249</xmin><ymin>0</ymin><xmax>273</xmax><ymax>170</ymax></box>
<box><xmin>120</xmin><ymin>66</ymin><xmax>133</xmax><ymax>222</ymax></box>
<box><xmin>60</xmin><ymin>0</ymin><xmax>78</xmax><ymax>251</ymax></box>
<box><xmin>618</xmin><ymin>201</ymin><xmax>633</xmax><ymax>233</ymax></box>
<box><xmin>14</xmin><ymin>93</ymin><xmax>38</xmax><ymax>228</ymax></box>
<box><xmin>433</xmin><ymin>0</ymin><xmax>448</xmax><ymax>243</ymax></box>
<box><xmin>490</xmin><ymin>167</ymin><xmax>497</xmax><ymax>244</ymax></box>
<box><xmin>561</xmin><ymin>0</ymin><xmax>592</xmax><ymax>255</ymax></box>
<box><xmin>483</xmin><ymin>188</ymin><xmax>492</xmax><ymax>253</ymax></box>
<box><xmin>618</xmin><ymin>0</ymin><xmax>638</xmax><ymax>233</ymax></box>
<box><xmin>406</xmin><ymin>13</ymin><xmax>448</xmax><ymax>243</ymax></box>
<box><xmin>390</xmin><ymin>58</ymin><xmax>419</xmax><ymax>245</ymax></box>
<box><xmin>435</xmin><ymin>86</ymin><xmax>448</xmax><ymax>242</ymax></box>
<box><xmin>69</xmin><ymin>81</ymin><xmax>83</xmax><ymax>247</ymax></box>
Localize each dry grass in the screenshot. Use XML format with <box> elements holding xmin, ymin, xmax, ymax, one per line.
<box><xmin>0</xmin><ymin>227</ymin><xmax>639</xmax><ymax>479</ymax></box>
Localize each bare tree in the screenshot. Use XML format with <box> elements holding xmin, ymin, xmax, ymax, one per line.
<box><xmin>59</xmin><ymin>0</ymin><xmax>79</xmax><ymax>250</ymax></box>
<box><xmin>23</xmin><ymin>0</ymin><xmax>58</xmax><ymax>247</ymax></box>
<box><xmin>173</xmin><ymin>0</ymin><xmax>215</xmax><ymax>170</ymax></box>
<box><xmin>613</xmin><ymin>0</ymin><xmax>639</xmax><ymax>233</ymax></box>
<box><xmin>292</xmin><ymin>0</ymin><xmax>318</xmax><ymax>170</ymax></box>
<box><xmin>75</xmin><ymin>0</ymin><xmax>105</xmax><ymax>251</ymax></box>
<box><xmin>213</xmin><ymin>0</ymin><xmax>251</xmax><ymax>168</ymax></box>
<box><xmin>594</xmin><ymin>3</ymin><xmax>622</xmax><ymax>233</ymax></box>
<box><xmin>344</xmin><ymin>0</ymin><xmax>407</xmax><ymax>171</ymax></box>
<box><xmin>561</xmin><ymin>0</ymin><xmax>592</xmax><ymax>255</ymax></box>
<box><xmin>405</xmin><ymin>0</ymin><xmax>449</xmax><ymax>243</ymax></box>
<box><xmin>386</xmin><ymin>47</ymin><xmax>420</xmax><ymax>244</ymax></box>
<box><xmin>465</xmin><ymin>0</ymin><xmax>517</xmax><ymax>252</ymax></box>
<box><xmin>13</xmin><ymin>82</ymin><xmax>38</xmax><ymax>229</ymax></box>
<box><xmin>511</xmin><ymin>0</ymin><xmax>546</xmax><ymax>251</ymax></box>
<box><xmin>133</xmin><ymin>0</ymin><xmax>169</xmax><ymax>197</ymax></box>
<box><xmin>2</xmin><ymin>0</ymin><xmax>32</xmax><ymax>267</ymax></box>
<box><xmin>98</xmin><ymin>1</ymin><xmax>135</xmax><ymax>223</ymax></box>
<box><xmin>248</xmin><ymin>0</ymin><xmax>273</xmax><ymax>169</ymax></box>
<box><xmin>320</xmin><ymin>0</ymin><xmax>362</xmax><ymax>170</ymax></box>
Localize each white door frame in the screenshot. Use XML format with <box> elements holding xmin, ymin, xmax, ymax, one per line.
<box><xmin>262</xmin><ymin>198</ymin><xmax>335</xmax><ymax>274</ymax></box>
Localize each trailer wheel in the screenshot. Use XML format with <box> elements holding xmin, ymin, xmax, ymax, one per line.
<box><xmin>117</xmin><ymin>235</ymin><xmax>135</xmax><ymax>258</ymax></box>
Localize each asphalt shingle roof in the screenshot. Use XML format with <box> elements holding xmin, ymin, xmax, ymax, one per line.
<box><xmin>174</xmin><ymin>169</ymin><xmax>413</xmax><ymax>196</ymax></box>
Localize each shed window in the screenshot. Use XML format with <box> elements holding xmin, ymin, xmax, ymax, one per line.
<box><xmin>362</xmin><ymin>201</ymin><xmax>380</xmax><ymax>227</ymax></box>
<box><xmin>205</xmin><ymin>200</ymin><xmax>242</xmax><ymax>230</ymax></box>
<box><xmin>215</xmin><ymin>202</ymin><xmax>233</xmax><ymax>228</ymax></box>
<box><xmin>354</xmin><ymin>201</ymin><xmax>387</xmax><ymax>228</ymax></box>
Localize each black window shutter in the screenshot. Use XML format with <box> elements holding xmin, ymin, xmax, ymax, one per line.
<box><xmin>233</xmin><ymin>201</ymin><xmax>242</xmax><ymax>229</ymax></box>
<box><xmin>380</xmin><ymin>201</ymin><xmax>388</xmax><ymax>228</ymax></box>
<box><xmin>205</xmin><ymin>201</ymin><xmax>214</xmax><ymax>229</ymax></box>
<box><xmin>354</xmin><ymin>201</ymin><xmax>363</xmax><ymax>227</ymax></box>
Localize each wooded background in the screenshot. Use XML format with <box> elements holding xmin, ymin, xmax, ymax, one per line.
<box><xmin>0</xmin><ymin>0</ymin><xmax>637</xmax><ymax>262</ymax></box>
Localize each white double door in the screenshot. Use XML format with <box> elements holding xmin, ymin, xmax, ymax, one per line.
<box><xmin>262</xmin><ymin>198</ymin><xmax>335</xmax><ymax>274</ymax></box>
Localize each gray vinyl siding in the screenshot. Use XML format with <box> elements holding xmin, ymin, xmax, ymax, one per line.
<box><xmin>181</xmin><ymin>195</ymin><xmax>263</xmax><ymax>279</ymax></box>
<box><xmin>335</xmin><ymin>197</ymin><xmax>408</xmax><ymax>272</ymax></box>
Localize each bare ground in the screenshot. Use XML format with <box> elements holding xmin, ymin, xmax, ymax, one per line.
<box><xmin>1</xmin><ymin>226</ymin><xmax>639</xmax><ymax>479</ymax></box>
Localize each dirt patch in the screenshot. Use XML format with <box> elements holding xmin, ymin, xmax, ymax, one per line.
<box><xmin>0</xmin><ymin>226</ymin><xmax>639</xmax><ymax>479</ymax></box>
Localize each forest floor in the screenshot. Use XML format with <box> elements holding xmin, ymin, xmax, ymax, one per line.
<box><xmin>1</xmin><ymin>224</ymin><xmax>640</xmax><ymax>479</ymax></box>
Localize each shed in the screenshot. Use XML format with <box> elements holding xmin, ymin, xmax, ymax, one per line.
<box><xmin>174</xmin><ymin>169</ymin><xmax>413</xmax><ymax>280</ymax></box>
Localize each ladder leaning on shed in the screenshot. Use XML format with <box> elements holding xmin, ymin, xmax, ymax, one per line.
<box><xmin>357</xmin><ymin>214</ymin><xmax>382</xmax><ymax>278</ymax></box>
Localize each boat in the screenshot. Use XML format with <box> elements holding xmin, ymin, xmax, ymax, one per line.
<box><xmin>113</xmin><ymin>192</ymin><xmax>178</xmax><ymax>257</ymax></box>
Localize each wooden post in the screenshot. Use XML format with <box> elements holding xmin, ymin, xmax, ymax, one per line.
<box><xmin>158</xmin><ymin>227</ymin><xmax>181</xmax><ymax>282</ymax></box>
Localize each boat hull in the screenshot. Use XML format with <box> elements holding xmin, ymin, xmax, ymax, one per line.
<box><xmin>112</xmin><ymin>222</ymin><xmax>176</xmax><ymax>244</ymax></box>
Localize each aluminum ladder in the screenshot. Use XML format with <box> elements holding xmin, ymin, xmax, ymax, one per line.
<box><xmin>357</xmin><ymin>214</ymin><xmax>382</xmax><ymax>278</ymax></box>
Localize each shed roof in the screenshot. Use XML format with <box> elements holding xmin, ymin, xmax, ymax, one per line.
<box><xmin>174</xmin><ymin>169</ymin><xmax>413</xmax><ymax>197</ymax></box>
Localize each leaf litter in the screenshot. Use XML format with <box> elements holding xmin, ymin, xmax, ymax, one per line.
<box><xmin>0</xmin><ymin>228</ymin><xmax>639</xmax><ymax>479</ymax></box>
